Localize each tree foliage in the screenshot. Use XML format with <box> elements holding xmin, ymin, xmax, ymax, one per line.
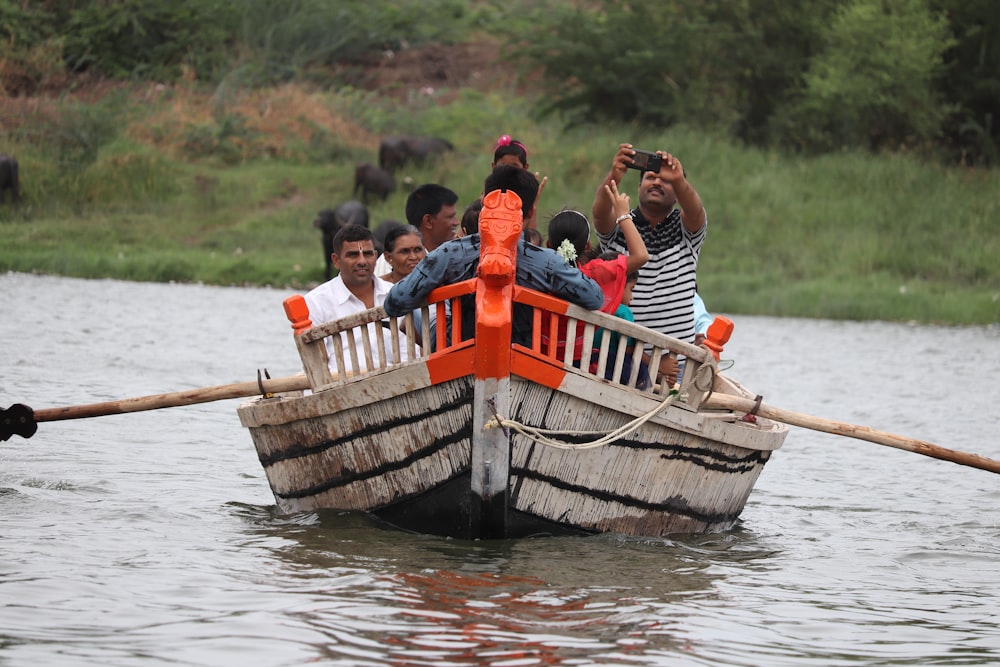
<box><xmin>60</xmin><ymin>0</ymin><xmax>236</xmax><ymax>80</ymax></box>
<box><xmin>510</xmin><ymin>0</ymin><xmax>723</xmax><ymax>128</ymax></box>
<box><xmin>1</xmin><ymin>0</ymin><xmax>997</xmax><ymax>164</ymax></box>
<box><xmin>2</xmin><ymin>0</ymin><xmax>470</xmax><ymax>86</ymax></box>
<box><xmin>775</xmin><ymin>0</ymin><xmax>955</xmax><ymax>152</ymax></box>
<box><xmin>507</xmin><ymin>0</ymin><xmax>997</xmax><ymax>163</ymax></box>
<box><xmin>706</xmin><ymin>0</ymin><xmax>842</xmax><ymax>146</ymax></box>
<box><xmin>228</xmin><ymin>0</ymin><xmax>470</xmax><ymax>86</ymax></box>
<box><xmin>930</xmin><ymin>0</ymin><xmax>1000</xmax><ymax>164</ymax></box>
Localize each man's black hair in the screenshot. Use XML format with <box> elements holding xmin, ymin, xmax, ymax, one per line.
<box><xmin>333</xmin><ymin>223</ymin><xmax>374</xmax><ymax>255</ymax></box>
<box><xmin>483</xmin><ymin>164</ymin><xmax>539</xmax><ymax>219</ymax></box>
<box><xmin>405</xmin><ymin>183</ymin><xmax>459</xmax><ymax>226</ymax></box>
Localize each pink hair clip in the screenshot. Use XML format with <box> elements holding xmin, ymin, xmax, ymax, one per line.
<box><xmin>495</xmin><ymin>134</ymin><xmax>528</xmax><ymax>159</ymax></box>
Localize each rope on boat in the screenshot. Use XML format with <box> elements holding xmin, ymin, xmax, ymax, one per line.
<box><xmin>486</xmin><ymin>390</ymin><xmax>680</xmax><ymax>450</ymax></box>
<box><xmin>484</xmin><ymin>351</ymin><xmax>720</xmax><ymax>450</ymax></box>
<box><xmin>691</xmin><ymin>356</ymin><xmax>716</xmax><ymax>400</ymax></box>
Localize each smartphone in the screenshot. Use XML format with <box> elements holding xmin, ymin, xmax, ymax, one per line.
<box><xmin>626</xmin><ymin>149</ymin><xmax>662</xmax><ymax>172</ymax></box>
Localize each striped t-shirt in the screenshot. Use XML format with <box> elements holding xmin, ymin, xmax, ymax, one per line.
<box><xmin>596</xmin><ymin>208</ymin><xmax>706</xmax><ymax>345</ymax></box>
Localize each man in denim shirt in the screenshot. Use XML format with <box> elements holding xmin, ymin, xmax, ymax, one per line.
<box><xmin>384</xmin><ymin>165</ymin><xmax>603</xmax><ymax>348</ymax></box>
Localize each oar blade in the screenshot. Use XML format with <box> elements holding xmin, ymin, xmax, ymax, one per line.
<box><xmin>1</xmin><ymin>404</ymin><xmax>38</xmax><ymax>441</ymax></box>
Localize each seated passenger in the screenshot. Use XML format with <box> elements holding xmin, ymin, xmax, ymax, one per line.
<box><xmin>379</xmin><ymin>224</ymin><xmax>426</xmax><ymax>284</ymax></box>
<box><xmin>548</xmin><ymin>180</ymin><xmax>648</xmax><ymax>313</ymax></box>
<box><xmin>492</xmin><ymin>134</ymin><xmax>548</xmax><ymax>228</ymax></box>
<box><xmin>459</xmin><ymin>198</ymin><xmax>482</xmax><ymax>236</ymax></box>
<box><xmin>304</xmin><ymin>224</ymin><xmax>416</xmax><ymax>374</ymax></box>
<box><xmin>693</xmin><ymin>291</ymin><xmax>712</xmax><ymax>346</ymax></box>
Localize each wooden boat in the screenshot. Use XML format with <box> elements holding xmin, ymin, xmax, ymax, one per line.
<box><xmin>237</xmin><ymin>189</ymin><xmax>788</xmax><ymax>539</ymax></box>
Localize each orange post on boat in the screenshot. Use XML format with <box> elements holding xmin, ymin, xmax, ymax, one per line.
<box><xmin>283</xmin><ymin>295</ymin><xmax>313</xmax><ymax>335</ymax></box>
<box><xmin>703</xmin><ymin>316</ymin><xmax>734</xmax><ymax>360</ymax></box>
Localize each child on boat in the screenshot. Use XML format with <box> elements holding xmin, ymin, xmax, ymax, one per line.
<box><xmin>492</xmin><ymin>134</ymin><xmax>547</xmax><ymax>229</ymax></box>
<box><xmin>544</xmin><ymin>181</ymin><xmax>651</xmax><ymax>387</ymax></box>
<box><xmin>459</xmin><ymin>198</ymin><xmax>482</xmax><ymax>236</ymax></box>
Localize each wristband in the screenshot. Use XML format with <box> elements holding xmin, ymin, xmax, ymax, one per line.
<box><xmin>614</xmin><ymin>213</ymin><xmax>632</xmax><ymax>225</ymax></box>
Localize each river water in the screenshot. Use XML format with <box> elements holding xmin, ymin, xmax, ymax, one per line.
<box><xmin>2</xmin><ymin>272</ymin><xmax>999</xmax><ymax>667</ymax></box>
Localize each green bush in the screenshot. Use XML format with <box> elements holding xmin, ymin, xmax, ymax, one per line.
<box><xmin>507</xmin><ymin>0</ymin><xmax>994</xmax><ymax>161</ymax></box>
<box><xmin>774</xmin><ymin>0</ymin><xmax>955</xmax><ymax>152</ymax></box>
<box><xmin>510</xmin><ymin>0</ymin><xmax>718</xmax><ymax>128</ymax></box>
<box><xmin>931</xmin><ymin>0</ymin><xmax>1000</xmax><ymax>165</ymax></box>
<box><xmin>59</xmin><ymin>0</ymin><xmax>237</xmax><ymax>80</ymax></box>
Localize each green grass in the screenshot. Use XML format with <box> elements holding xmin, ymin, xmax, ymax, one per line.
<box><xmin>1</xmin><ymin>84</ymin><xmax>998</xmax><ymax>325</ymax></box>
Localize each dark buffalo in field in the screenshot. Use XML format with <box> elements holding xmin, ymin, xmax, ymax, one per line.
<box><xmin>0</xmin><ymin>153</ymin><xmax>19</xmax><ymax>205</ymax></box>
<box><xmin>378</xmin><ymin>135</ymin><xmax>454</xmax><ymax>173</ymax></box>
<box><xmin>353</xmin><ymin>162</ymin><xmax>395</xmax><ymax>204</ymax></box>
<box><xmin>314</xmin><ymin>200</ymin><xmax>369</xmax><ymax>280</ymax></box>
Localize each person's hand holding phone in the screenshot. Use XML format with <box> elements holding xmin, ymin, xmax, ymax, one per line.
<box><xmin>625</xmin><ymin>149</ymin><xmax>662</xmax><ymax>173</ymax></box>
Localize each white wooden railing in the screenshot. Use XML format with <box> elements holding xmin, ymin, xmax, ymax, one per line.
<box><xmin>283</xmin><ymin>279</ymin><xmax>720</xmax><ymax>410</ymax></box>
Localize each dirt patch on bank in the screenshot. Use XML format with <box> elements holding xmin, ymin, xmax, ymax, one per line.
<box><xmin>349</xmin><ymin>40</ymin><xmax>524</xmax><ymax>102</ymax></box>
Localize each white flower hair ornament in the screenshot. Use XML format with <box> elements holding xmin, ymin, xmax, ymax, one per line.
<box><xmin>555</xmin><ymin>238</ymin><xmax>578</xmax><ymax>264</ymax></box>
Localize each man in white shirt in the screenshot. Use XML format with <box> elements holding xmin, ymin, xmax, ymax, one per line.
<box><xmin>304</xmin><ymin>224</ymin><xmax>415</xmax><ymax>374</ymax></box>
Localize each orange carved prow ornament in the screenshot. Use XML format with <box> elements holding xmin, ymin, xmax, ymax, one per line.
<box><xmin>475</xmin><ymin>188</ymin><xmax>523</xmax><ymax>380</ymax></box>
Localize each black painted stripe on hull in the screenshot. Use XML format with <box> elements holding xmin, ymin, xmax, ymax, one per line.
<box><xmin>256</xmin><ymin>389</ymin><xmax>473</xmax><ymax>467</ymax></box>
<box><xmin>274</xmin><ymin>454</ymin><xmax>471</xmax><ymax>512</ymax></box>
<box><xmin>518</xmin><ymin>435</ymin><xmax>771</xmax><ymax>474</ymax></box>
<box><xmin>272</xmin><ymin>417</ymin><xmax>473</xmax><ymax>500</ymax></box>
<box><xmin>508</xmin><ymin>390</ymin><xmax>770</xmax><ymax>473</ymax></box>
<box><xmin>510</xmin><ymin>465</ymin><xmax>758</xmax><ymax>525</ymax></box>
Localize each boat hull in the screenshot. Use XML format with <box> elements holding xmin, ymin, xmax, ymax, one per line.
<box><xmin>239</xmin><ymin>368</ymin><xmax>782</xmax><ymax>539</ymax></box>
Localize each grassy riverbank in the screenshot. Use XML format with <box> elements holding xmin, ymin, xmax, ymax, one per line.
<box><xmin>1</xmin><ymin>79</ymin><xmax>998</xmax><ymax>325</ymax></box>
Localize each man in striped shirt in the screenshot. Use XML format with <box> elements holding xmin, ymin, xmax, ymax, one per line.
<box><xmin>592</xmin><ymin>144</ymin><xmax>707</xmax><ymax>386</ymax></box>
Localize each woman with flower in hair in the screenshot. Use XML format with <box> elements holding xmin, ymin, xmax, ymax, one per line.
<box><xmin>548</xmin><ymin>180</ymin><xmax>648</xmax><ymax>316</ymax></box>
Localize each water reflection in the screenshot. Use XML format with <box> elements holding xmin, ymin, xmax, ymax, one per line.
<box><xmin>227</xmin><ymin>505</ymin><xmax>785</xmax><ymax>665</ymax></box>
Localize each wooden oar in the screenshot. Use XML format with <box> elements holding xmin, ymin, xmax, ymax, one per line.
<box><xmin>704</xmin><ymin>392</ymin><xmax>1000</xmax><ymax>475</ymax></box>
<box><xmin>1</xmin><ymin>373</ymin><xmax>312</xmax><ymax>441</ymax></box>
